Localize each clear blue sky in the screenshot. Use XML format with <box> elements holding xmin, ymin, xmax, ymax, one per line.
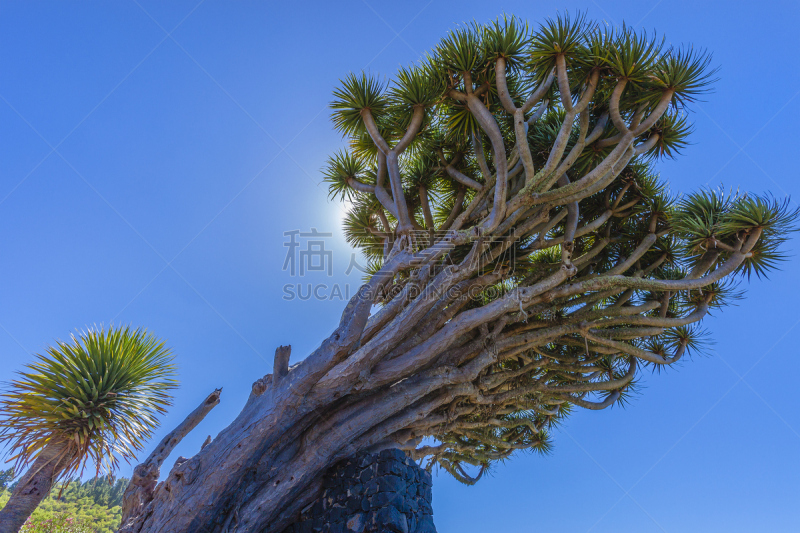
<box><xmin>1</xmin><ymin>1</ymin><xmax>798</xmax><ymax>531</ymax></box>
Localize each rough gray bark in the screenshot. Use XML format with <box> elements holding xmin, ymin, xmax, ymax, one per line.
<box><xmin>119</xmin><ymin>389</ymin><xmax>221</xmax><ymax>532</ymax></box>
<box><xmin>0</xmin><ymin>440</ymin><xmax>70</xmax><ymax>533</ymax></box>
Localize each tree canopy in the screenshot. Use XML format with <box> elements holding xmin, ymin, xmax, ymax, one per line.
<box><xmin>321</xmin><ymin>13</ymin><xmax>797</xmax><ymax>482</ymax></box>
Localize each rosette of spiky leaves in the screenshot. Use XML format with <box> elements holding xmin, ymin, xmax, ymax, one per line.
<box><xmin>720</xmin><ymin>195</ymin><xmax>797</xmax><ymax>237</ymax></box>
<box><xmin>651</xmin><ymin>47</ymin><xmax>718</xmax><ymax>107</ymax></box>
<box><xmin>732</xmin><ymin>235</ymin><xmax>782</xmax><ymax>279</ymax></box>
<box><xmin>573</xmin><ymin>23</ymin><xmax>615</xmax><ymax>76</ymax></box>
<box><xmin>434</xmin><ymin>405</ymin><xmax>554</xmax><ymax>483</ymax></box>
<box><xmin>670</xmin><ymin>190</ymin><xmax>798</xmax><ymax>278</ymax></box>
<box><xmin>721</xmin><ymin>195</ymin><xmax>799</xmax><ymax>278</ymax></box>
<box><xmin>630</xmin><ymin>170</ymin><xmax>675</xmax><ymax>220</ymax></box>
<box><xmin>342</xmin><ymin>196</ymin><xmax>388</xmax><ymax>260</ymax></box>
<box><xmin>404</xmin><ymin>155</ymin><xmax>439</xmax><ymax>189</ymax></box>
<box><xmin>638</xmin><ymin>324</ymin><xmax>711</xmax><ymax>373</ymax></box>
<box><xmin>436</xmin><ymin>23</ymin><xmax>486</xmax><ymax>79</ymax></box>
<box><xmin>391</xmin><ymin>60</ymin><xmax>446</xmax><ymax>110</ymax></box>
<box><xmin>607</xmin><ymin>26</ymin><xmax>664</xmax><ymax>87</ymax></box>
<box><xmin>441</xmin><ymin>98</ymin><xmax>481</xmax><ymax>139</ymax></box>
<box><xmin>528</xmin><ymin>108</ymin><xmax>569</xmax><ymax>158</ymax></box>
<box><xmin>432</xmin><ymin>177</ymin><xmax>471</xmax><ymax>226</ymax></box>
<box><xmin>684</xmin><ymin>279</ymin><xmax>745</xmax><ymax>313</ymax></box>
<box><xmin>483</xmin><ymin>15</ymin><xmax>529</xmax><ymax>70</ymax></box>
<box><xmin>644</xmin><ymin>111</ymin><xmax>693</xmax><ymax>159</ymax></box>
<box><xmin>331</xmin><ymin>73</ymin><xmax>388</xmax><ymax>136</ymax></box>
<box><xmin>528</xmin><ymin>12</ymin><xmax>592</xmax><ymax>78</ymax></box>
<box><xmin>670</xmin><ymin>189</ymin><xmax>734</xmax><ymax>256</ymax></box>
<box><xmin>323</xmin><ymin>150</ymin><xmax>370</xmax><ymax>201</ymax></box>
<box><xmin>664</xmin><ymin>324</ymin><xmax>712</xmax><ymax>357</ymax></box>
<box><xmin>0</xmin><ymin>325</ymin><xmax>177</xmax><ymax>480</ymax></box>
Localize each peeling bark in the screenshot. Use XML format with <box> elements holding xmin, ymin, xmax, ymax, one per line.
<box><xmin>119</xmin><ymin>389</ymin><xmax>221</xmax><ymax>533</ymax></box>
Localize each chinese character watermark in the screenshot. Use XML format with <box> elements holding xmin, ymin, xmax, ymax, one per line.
<box><xmin>280</xmin><ymin>228</ymin><xmax>518</xmax><ymax>302</ymax></box>
<box><xmin>283</xmin><ymin>229</ymin><xmax>333</xmax><ymax>276</ymax></box>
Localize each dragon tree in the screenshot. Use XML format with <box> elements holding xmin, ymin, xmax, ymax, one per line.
<box><xmin>118</xmin><ymin>14</ymin><xmax>797</xmax><ymax>533</ymax></box>
<box><xmin>0</xmin><ymin>326</ymin><xmax>177</xmax><ymax>533</ymax></box>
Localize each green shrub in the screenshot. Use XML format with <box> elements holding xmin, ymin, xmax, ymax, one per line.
<box><xmin>0</xmin><ymin>476</ymin><xmax>126</xmax><ymax>533</ymax></box>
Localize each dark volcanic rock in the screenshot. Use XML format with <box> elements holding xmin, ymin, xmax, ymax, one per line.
<box><xmin>284</xmin><ymin>450</ymin><xmax>436</xmax><ymax>533</ymax></box>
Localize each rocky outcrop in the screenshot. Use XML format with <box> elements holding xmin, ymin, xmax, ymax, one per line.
<box><xmin>284</xmin><ymin>449</ymin><xmax>436</xmax><ymax>533</ymax></box>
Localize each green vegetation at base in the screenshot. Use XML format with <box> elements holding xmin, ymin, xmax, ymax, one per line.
<box><xmin>0</xmin><ymin>471</ymin><xmax>126</xmax><ymax>533</ymax></box>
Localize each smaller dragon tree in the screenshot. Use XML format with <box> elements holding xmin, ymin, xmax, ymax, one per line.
<box><xmin>120</xmin><ymin>14</ymin><xmax>797</xmax><ymax>533</ymax></box>
<box><xmin>0</xmin><ymin>326</ymin><xmax>178</xmax><ymax>533</ymax></box>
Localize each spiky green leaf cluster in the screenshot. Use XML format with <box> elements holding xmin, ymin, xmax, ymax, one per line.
<box><xmin>331</xmin><ymin>73</ymin><xmax>388</xmax><ymax>136</ymax></box>
<box><xmin>670</xmin><ymin>190</ymin><xmax>798</xmax><ymax>278</ymax></box>
<box><xmin>323</xmin><ymin>150</ymin><xmax>369</xmax><ymax>201</ymax></box>
<box><xmin>0</xmin><ymin>325</ymin><xmax>177</xmax><ymax>479</ymax></box>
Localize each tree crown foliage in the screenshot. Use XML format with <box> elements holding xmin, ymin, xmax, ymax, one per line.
<box><xmin>319</xmin><ymin>13</ymin><xmax>796</xmax><ymax>482</ymax></box>
<box><xmin>0</xmin><ymin>326</ymin><xmax>178</xmax><ymax>481</ymax></box>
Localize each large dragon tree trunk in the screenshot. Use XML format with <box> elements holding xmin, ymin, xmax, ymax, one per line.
<box><xmin>119</xmin><ymin>247</ymin><xmax>488</xmax><ymax>533</ymax></box>
<box><xmin>118</xmin><ymin>14</ymin><xmax>793</xmax><ymax>533</ymax></box>
<box><xmin>118</xmin><ymin>227</ymin><xmax>762</xmax><ymax>533</ymax></box>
